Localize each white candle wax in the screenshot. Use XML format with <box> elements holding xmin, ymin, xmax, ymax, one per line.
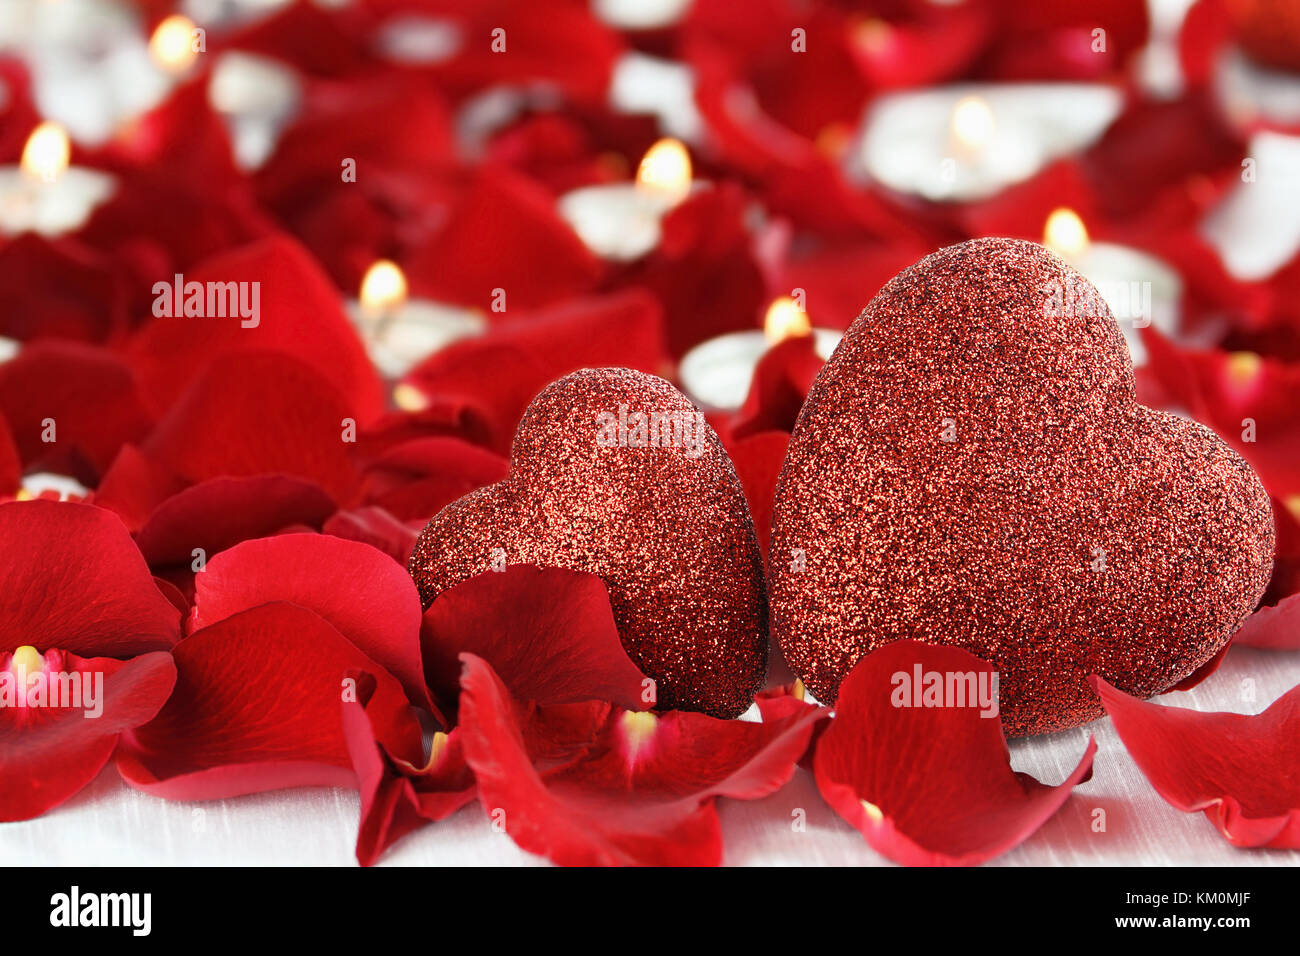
<box><xmin>1063</xmin><ymin>243</ymin><xmax>1182</xmax><ymax>365</ymax></box>
<box><xmin>1202</xmin><ymin>131</ymin><xmax>1300</xmax><ymax>281</ymax></box>
<box><xmin>679</xmin><ymin>329</ymin><xmax>842</xmax><ymax>411</ymax></box>
<box><xmin>558</xmin><ymin>182</ymin><xmax>684</xmax><ymax>262</ymax></box>
<box><xmin>0</xmin><ymin>166</ymin><xmax>114</xmax><ymax>237</ymax></box>
<box><xmin>856</xmin><ymin>84</ymin><xmax>1123</xmax><ymax>202</ymax></box>
<box><xmin>348</xmin><ymin>298</ymin><xmax>485</xmax><ymax>380</ymax></box>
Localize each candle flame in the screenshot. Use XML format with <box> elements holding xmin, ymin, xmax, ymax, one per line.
<box><xmin>393</xmin><ymin>383</ymin><xmax>429</xmax><ymax>412</ymax></box>
<box><xmin>21</xmin><ymin>122</ymin><xmax>70</xmax><ymax>183</ymax></box>
<box><xmin>1044</xmin><ymin>207</ymin><xmax>1090</xmax><ymax>258</ymax></box>
<box><xmin>950</xmin><ymin>95</ymin><xmax>995</xmax><ymax>152</ymax></box>
<box><xmin>764</xmin><ymin>296</ymin><xmax>812</xmax><ymax>344</ymax></box>
<box><xmin>635</xmin><ymin>137</ymin><xmax>692</xmax><ymax>203</ymax></box>
<box><xmin>150</xmin><ymin>15</ymin><xmax>200</xmax><ymax>73</ymax></box>
<box><xmin>360</xmin><ymin>260</ymin><xmax>408</xmax><ymax>316</ymax></box>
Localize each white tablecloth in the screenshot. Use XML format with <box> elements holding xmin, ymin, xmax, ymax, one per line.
<box><xmin>4</xmin><ymin>645</ymin><xmax>1298</xmax><ymax>866</ymax></box>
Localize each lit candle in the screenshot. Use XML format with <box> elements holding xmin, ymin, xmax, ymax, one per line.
<box><xmin>348</xmin><ymin>260</ymin><xmax>485</xmax><ymax>381</ymax></box>
<box><xmin>1043</xmin><ymin>208</ymin><xmax>1182</xmax><ymax>364</ymax></box>
<box><xmin>678</xmin><ymin>297</ymin><xmax>843</xmax><ymax>411</ymax></box>
<box><xmin>1201</xmin><ymin>131</ymin><xmax>1300</xmax><ymax>281</ymax></box>
<box><xmin>558</xmin><ymin>137</ymin><xmax>695</xmax><ymax>261</ymax></box>
<box><xmin>149</xmin><ymin>14</ymin><xmax>202</xmax><ymax>75</ymax></box>
<box><xmin>856</xmin><ymin>85</ymin><xmax>1123</xmax><ymax>202</ymax></box>
<box><xmin>0</xmin><ymin>123</ymin><xmax>115</xmax><ymax>237</ymax></box>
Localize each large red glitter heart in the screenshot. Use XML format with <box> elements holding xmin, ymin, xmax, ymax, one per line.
<box><xmin>409</xmin><ymin>368</ymin><xmax>767</xmax><ymax>718</ymax></box>
<box><xmin>771</xmin><ymin>238</ymin><xmax>1274</xmax><ymax>736</ymax></box>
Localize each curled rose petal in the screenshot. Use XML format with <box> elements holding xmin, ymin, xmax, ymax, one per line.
<box><xmin>401</xmin><ymin>290</ymin><xmax>666</xmax><ymax>452</ymax></box>
<box><xmin>126</xmin><ymin>235</ymin><xmax>384</xmax><ymax>422</ymax></box>
<box><xmin>1093</xmin><ymin>676</ymin><xmax>1300</xmax><ymax>848</ymax></box>
<box><xmin>142</xmin><ymin>352</ymin><xmax>364</xmax><ymax>505</ymax></box>
<box><xmin>323</xmin><ymin>505</ymin><xmax>420</xmax><ymax>566</ymax></box>
<box><xmin>117</xmin><ymin>602</ymin><xmax>416</xmax><ymax>800</ymax></box>
<box><xmin>135</xmin><ymin>475</ymin><xmax>336</xmax><ymax>574</ymax></box>
<box><xmin>342</xmin><ymin>671</ymin><xmax>475</xmax><ymax>867</ymax></box>
<box><xmin>0</xmin><ymin>649</ymin><xmax>176</xmax><ymax>821</ymax></box>
<box><xmin>0</xmin><ymin>500</ymin><xmax>180</xmax><ymax>656</ymax></box>
<box><xmin>813</xmin><ymin>640</ymin><xmax>1096</xmax><ymax>866</ymax></box>
<box><xmin>0</xmin><ymin>341</ymin><xmax>154</xmax><ymax>484</ymax></box>
<box><xmin>420</xmin><ymin>565</ymin><xmax>650</xmax><ymax>714</ymax></box>
<box><xmin>192</xmin><ymin>533</ymin><xmax>430</xmax><ymax>709</ymax></box>
<box><xmin>457</xmin><ymin>653</ymin><xmax>824</xmax><ymax>866</ymax></box>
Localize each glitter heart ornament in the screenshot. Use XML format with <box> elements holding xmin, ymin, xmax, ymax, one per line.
<box><xmin>771</xmin><ymin>238</ymin><xmax>1274</xmax><ymax>736</ymax></box>
<box><xmin>409</xmin><ymin>368</ymin><xmax>767</xmax><ymax>718</ymax></box>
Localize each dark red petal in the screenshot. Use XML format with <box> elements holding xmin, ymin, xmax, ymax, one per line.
<box><xmin>421</xmin><ymin>565</ymin><xmax>649</xmax><ymax>714</ymax></box>
<box><xmin>193</xmin><ymin>533</ymin><xmax>430</xmax><ymax>709</ymax></box>
<box><xmin>731</xmin><ymin>336</ymin><xmax>825</xmax><ymax>438</ymax></box>
<box><xmin>135</xmin><ymin>475</ymin><xmax>336</xmax><ymax>571</ymax></box>
<box><xmin>404</xmin><ymin>166</ymin><xmax>604</xmax><ymax>312</ymax></box>
<box><xmin>723</xmin><ymin>430</ymin><xmax>789</xmax><ymax>568</ymax></box>
<box><xmin>401</xmin><ymin>290</ymin><xmax>666</xmax><ymax>452</ymax></box>
<box><xmin>0</xmin><ymin>500</ymin><xmax>180</xmax><ymax>656</ymax></box>
<box><xmin>0</xmin><ymin>341</ymin><xmax>153</xmax><ymax>483</ymax></box>
<box><xmin>126</xmin><ymin>235</ymin><xmax>384</xmax><ymax>422</ymax></box>
<box><xmin>142</xmin><ymin>352</ymin><xmax>364</xmax><ymax>505</ymax></box>
<box><xmin>1093</xmin><ymin>676</ymin><xmax>1300</xmax><ymax>848</ymax></box>
<box><xmin>814</xmin><ymin>640</ymin><xmax>1096</xmax><ymax>866</ymax></box>
<box><xmin>342</xmin><ymin>671</ymin><xmax>475</xmax><ymax>867</ymax></box>
<box><xmin>91</xmin><ymin>445</ymin><xmax>187</xmax><ymax>534</ymax></box>
<box><xmin>117</xmin><ymin>602</ymin><xmax>416</xmax><ymax>800</ymax></box>
<box><xmin>0</xmin><ymin>234</ymin><xmax>128</xmax><ymax>342</ymax></box>
<box><xmin>323</xmin><ymin>505</ymin><xmax>419</xmax><ymax>566</ymax></box>
<box><xmin>0</xmin><ymin>649</ymin><xmax>176</xmax><ymax>821</ymax></box>
<box><xmin>360</xmin><ymin>437</ymin><xmax>508</xmax><ymax>523</ymax></box>
<box><xmin>457</xmin><ymin>653</ymin><xmax>823</xmax><ymax>866</ymax></box>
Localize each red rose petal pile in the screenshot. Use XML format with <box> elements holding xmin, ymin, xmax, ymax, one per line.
<box><xmin>3</xmin><ymin>0</ymin><xmax>1300</xmax><ymax>867</ymax></box>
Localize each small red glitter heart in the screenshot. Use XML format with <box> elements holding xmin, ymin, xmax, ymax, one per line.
<box><xmin>771</xmin><ymin>238</ymin><xmax>1274</xmax><ymax>736</ymax></box>
<box><xmin>409</xmin><ymin>368</ymin><xmax>768</xmax><ymax>718</ymax></box>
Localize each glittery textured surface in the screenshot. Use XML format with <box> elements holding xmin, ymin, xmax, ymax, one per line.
<box><xmin>410</xmin><ymin>368</ymin><xmax>768</xmax><ymax>718</ymax></box>
<box><xmin>770</xmin><ymin>238</ymin><xmax>1275</xmax><ymax>736</ymax></box>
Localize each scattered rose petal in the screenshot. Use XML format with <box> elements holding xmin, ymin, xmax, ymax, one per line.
<box><xmin>814</xmin><ymin>640</ymin><xmax>1096</xmax><ymax>866</ymax></box>
<box><xmin>0</xmin><ymin>649</ymin><xmax>176</xmax><ymax>821</ymax></box>
<box><xmin>420</xmin><ymin>565</ymin><xmax>650</xmax><ymax>714</ymax></box>
<box><xmin>457</xmin><ymin>652</ymin><xmax>823</xmax><ymax>866</ymax></box>
<box><xmin>1093</xmin><ymin>676</ymin><xmax>1300</xmax><ymax>848</ymax></box>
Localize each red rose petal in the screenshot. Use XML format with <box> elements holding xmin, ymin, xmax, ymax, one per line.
<box><xmin>117</xmin><ymin>602</ymin><xmax>415</xmax><ymax>800</ymax></box>
<box><xmin>142</xmin><ymin>352</ymin><xmax>364</xmax><ymax>505</ymax></box>
<box><xmin>0</xmin><ymin>649</ymin><xmax>176</xmax><ymax>821</ymax></box>
<box><xmin>127</xmin><ymin>235</ymin><xmax>384</xmax><ymax>422</ymax></box>
<box><xmin>1093</xmin><ymin>676</ymin><xmax>1300</xmax><ymax>848</ymax></box>
<box><xmin>135</xmin><ymin>475</ymin><xmax>336</xmax><ymax>572</ymax></box>
<box><xmin>420</xmin><ymin>565</ymin><xmax>650</xmax><ymax>714</ymax></box>
<box><xmin>193</xmin><ymin>533</ymin><xmax>430</xmax><ymax>709</ymax></box>
<box><xmin>402</xmin><ymin>290</ymin><xmax>666</xmax><ymax>452</ymax></box>
<box><xmin>723</xmin><ymin>430</ymin><xmax>789</xmax><ymax>568</ymax></box>
<box><xmin>360</xmin><ymin>436</ymin><xmax>508</xmax><ymax>523</ymax></box>
<box><xmin>457</xmin><ymin>652</ymin><xmax>824</xmax><ymax>866</ymax></box>
<box><xmin>342</xmin><ymin>671</ymin><xmax>475</xmax><ymax>867</ymax></box>
<box><xmin>813</xmin><ymin>640</ymin><xmax>1096</xmax><ymax>866</ymax></box>
<box><xmin>404</xmin><ymin>166</ymin><xmax>604</xmax><ymax>312</ymax></box>
<box><xmin>0</xmin><ymin>500</ymin><xmax>180</xmax><ymax>656</ymax></box>
<box><xmin>323</xmin><ymin>505</ymin><xmax>420</xmax><ymax>566</ymax></box>
<box><xmin>91</xmin><ymin>445</ymin><xmax>187</xmax><ymax>534</ymax></box>
<box><xmin>0</xmin><ymin>341</ymin><xmax>154</xmax><ymax>483</ymax></box>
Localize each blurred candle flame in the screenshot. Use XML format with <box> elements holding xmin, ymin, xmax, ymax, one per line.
<box><xmin>360</xmin><ymin>260</ymin><xmax>409</xmax><ymax>318</ymax></box>
<box><xmin>764</xmin><ymin>296</ymin><xmax>812</xmax><ymax>343</ymax></box>
<box><xmin>635</xmin><ymin>137</ymin><xmax>692</xmax><ymax>203</ymax></box>
<box><xmin>21</xmin><ymin>122</ymin><xmax>70</xmax><ymax>183</ymax></box>
<box><xmin>950</xmin><ymin>95</ymin><xmax>995</xmax><ymax>153</ymax></box>
<box><xmin>150</xmin><ymin>15</ymin><xmax>200</xmax><ymax>73</ymax></box>
<box><xmin>1044</xmin><ymin>207</ymin><xmax>1090</xmax><ymax>258</ymax></box>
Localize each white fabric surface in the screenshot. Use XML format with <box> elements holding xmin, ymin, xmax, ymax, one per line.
<box><xmin>3</xmin><ymin>645</ymin><xmax>1297</xmax><ymax>866</ymax></box>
